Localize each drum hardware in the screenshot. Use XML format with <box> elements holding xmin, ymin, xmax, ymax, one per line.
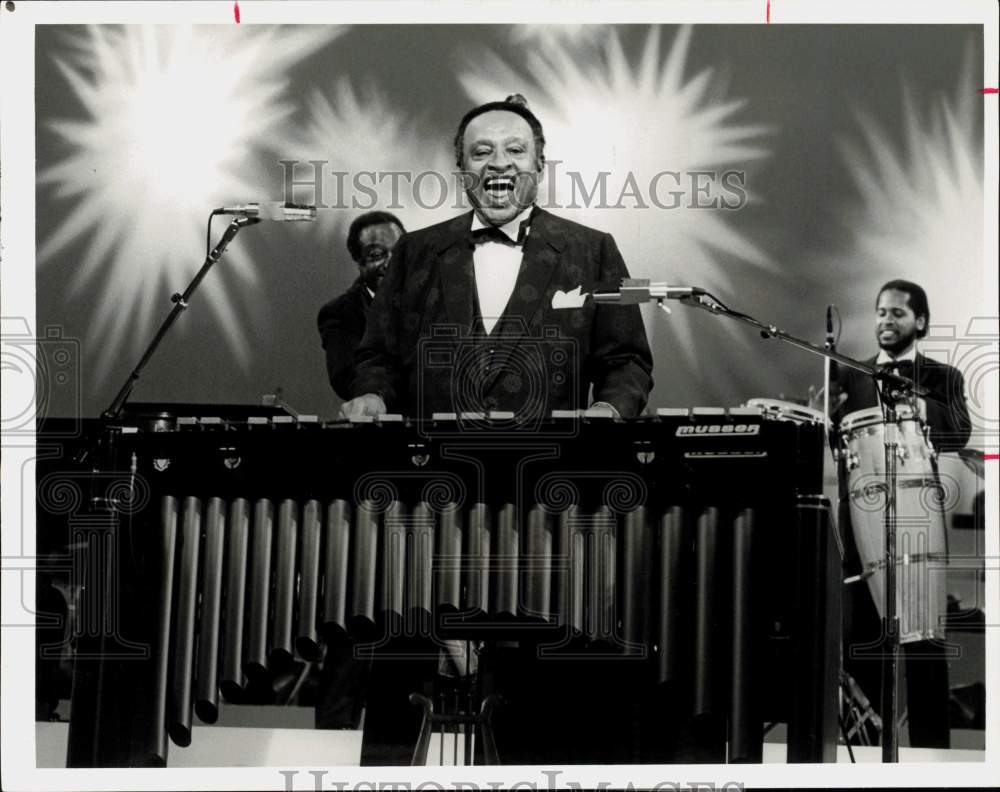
<box><xmin>839</xmin><ymin>671</ymin><xmax>881</xmax><ymax>749</ymax></box>
<box><xmin>676</xmin><ymin>291</ymin><xmax>936</xmax><ymax>763</ymax></box>
<box><xmin>880</xmin><ymin>401</ymin><xmax>901</xmax><ymax>763</ymax></box>
<box><xmin>922</xmin><ymin>425</ymin><xmax>935</xmax><ymax>455</ymax></box>
<box><xmin>843</xmin><ymin>567</ymin><xmax>875</xmax><ymax>585</ymax></box>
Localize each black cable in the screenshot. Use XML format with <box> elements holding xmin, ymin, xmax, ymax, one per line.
<box><xmin>206</xmin><ymin>210</ymin><xmax>221</xmax><ymax>258</ymax></box>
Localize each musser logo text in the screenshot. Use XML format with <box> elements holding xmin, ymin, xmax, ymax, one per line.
<box><xmin>675</xmin><ymin>423</ymin><xmax>761</xmax><ymax>436</ymax></box>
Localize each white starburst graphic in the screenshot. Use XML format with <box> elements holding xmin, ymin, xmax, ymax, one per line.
<box><xmin>38</xmin><ymin>24</ymin><xmax>340</xmax><ymax>378</ymax></box>
<box><xmin>297</xmin><ymin>78</ymin><xmax>460</xmax><ymax>238</ymax></box>
<box><xmin>832</xmin><ymin>59</ymin><xmax>983</xmax><ymax>347</ymax></box>
<box><xmin>508</xmin><ymin>25</ymin><xmax>605</xmax><ymax>48</ymax></box>
<box><xmin>457</xmin><ymin>26</ymin><xmax>771</xmax><ymax>378</ymax></box>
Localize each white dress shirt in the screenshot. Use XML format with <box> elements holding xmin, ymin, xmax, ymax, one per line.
<box><xmin>471</xmin><ymin>206</ymin><xmax>533</xmax><ymax>334</ymax></box>
<box><xmin>875</xmin><ymin>346</ymin><xmax>917</xmax><ymax>366</ymax></box>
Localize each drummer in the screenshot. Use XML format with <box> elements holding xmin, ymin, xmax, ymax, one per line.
<box><xmin>835</xmin><ymin>278</ymin><xmax>970</xmax><ymax>750</ymax></box>
<box><xmin>833</xmin><ymin>279</ymin><xmax>971</xmax><ymax>452</ymax></box>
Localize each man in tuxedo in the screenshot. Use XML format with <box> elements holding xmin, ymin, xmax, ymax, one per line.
<box><xmin>836</xmin><ymin>279</ymin><xmax>970</xmax><ymax>749</ymax></box>
<box><xmin>342</xmin><ymin>94</ymin><xmax>652</xmax><ymax>420</ymax></box>
<box><xmin>317</xmin><ymin>211</ymin><xmax>405</xmax><ymax>400</ymax></box>
<box><xmin>835</xmin><ymin>279</ymin><xmax>970</xmax><ymax>451</ymax></box>
<box><xmin>339</xmin><ymin>95</ymin><xmax>654</xmax><ymax>764</ymax></box>
<box><xmin>313</xmin><ymin>211</ymin><xmax>406</xmax><ymax>740</ymax></box>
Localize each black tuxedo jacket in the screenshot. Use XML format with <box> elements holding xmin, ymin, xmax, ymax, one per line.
<box><xmin>317</xmin><ymin>276</ymin><xmax>372</xmax><ymax>401</ymax></box>
<box><xmin>834</xmin><ymin>352</ymin><xmax>971</xmax><ymax>452</ymax></box>
<box><xmin>353</xmin><ymin>209</ymin><xmax>653</xmax><ymax>418</ymax></box>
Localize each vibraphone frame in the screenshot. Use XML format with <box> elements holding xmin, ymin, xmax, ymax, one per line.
<box><xmin>61</xmin><ymin>410</ymin><xmax>841</xmax><ymax>766</ymax></box>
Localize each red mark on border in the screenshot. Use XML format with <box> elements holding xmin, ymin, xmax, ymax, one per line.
<box><xmin>985</xmin><ymin>453</ymin><xmax>999</xmax><ymax>461</ymax></box>
<box><xmin>980</xmin><ymin>88</ymin><xmax>998</xmax><ymax>94</ymax></box>
<box><xmin>766</xmin><ymin>0</ymin><xmax>771</xmax><ymax>23</ymax></box>
<box><xmin>233</xmin><ymin>1</ymin><xmax>240</xmax><ymax>23</ymax></box>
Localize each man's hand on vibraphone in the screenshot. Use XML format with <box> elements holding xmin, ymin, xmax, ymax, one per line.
<box><xmin>587</xmin><ymin>401</ymin><xmax>621</xmax><ymax>418</ymax></box>
<box><xmin>339</xmin><ymin>393</ymin><xmax>387</xmax><ymax>420</ymax></box>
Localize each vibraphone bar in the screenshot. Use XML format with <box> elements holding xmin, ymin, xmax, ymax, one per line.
<box><xmin>63</xmin><ymin>409</ymin><xmax>841</xmax><ymax>766</ymax></box>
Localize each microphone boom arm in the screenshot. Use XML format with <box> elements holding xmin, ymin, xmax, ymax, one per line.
<box><xmin>675</xmin><ymin>287</ymin><xmax>936</xmax><ymax>763</ymax></box>
<box><xmin>101</xmin><ymin>216</ymin><xmax>259</xmax><ymax>420</ymax></box>
<box><xmin>677</xmin><ymin>292</ymin><xmax>936</xmax><ymax>403</ymax></box>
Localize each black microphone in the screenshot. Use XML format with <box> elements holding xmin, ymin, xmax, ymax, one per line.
<box><xmin>217</xmin><ymin>202</ymin><xmax>317</xmax><ymax>222</ymax></box>
<box><xmin>590</xmin><ymin>279</ymin><xmax>705</xmax><ymax>304</ymax></box>
<box><xmin>826</xmin><ymin>304</ymin><xmax>835</xmax><ymax>351</ymax></box>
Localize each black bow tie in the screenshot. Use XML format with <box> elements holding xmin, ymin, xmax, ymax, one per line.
<box><xmin>879</xmin><ymin>359</ymin><xmax>915</xmax><ymax>379</ymax></box>
<box><xmin>470</xmin><ymin>219</ymin><xmax>529</xmax><ymax>247</ymax></box>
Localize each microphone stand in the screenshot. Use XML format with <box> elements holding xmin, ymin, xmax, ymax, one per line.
<box><xmin>75</xmin><ymin>215</ymin><xmax>258</xmax><ymax>476</ymax></box>
<box><xmin>101</xmin><ymin>216</ymin><xmax>259</xmax><ymax>420</ymax></box>
<box><xmin>666</xmin><ymin>291</ymin><xmax>944</xmax><ymax>763</ymax></box>
<box><xmin>824</xmin><ymin>310</ymin><xmax>835</xmax><ymax>448</ymax></box>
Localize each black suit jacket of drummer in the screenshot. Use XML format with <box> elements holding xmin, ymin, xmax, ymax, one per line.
<box><xmin>317</xmin><ymin>275</ymin><xmax>372</xmax><ymax>401</ymax></box>
<box><xmin>834</xmin><ymin>353</ymin><xmax>971</xmax><ymax>452</ymax></box>
<box><xmin>352</xmin><ymin>208</ymin><xmax>654</xmax><ymax>419</ymax></box>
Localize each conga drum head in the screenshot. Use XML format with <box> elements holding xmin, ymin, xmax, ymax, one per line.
<box><xmin>840</xmin><ymin>404</ymin><xmax>918</xmax><ymax>435</ymax></box>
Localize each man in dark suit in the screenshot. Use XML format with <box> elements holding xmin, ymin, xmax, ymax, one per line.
<box><xmin>317</xmin><ymin>211</ymin><xmax>405</xmax><ymax>400</ymax></box>
<box><xmin>342</xmin><ymin>95</ymin><xmax>652</xmax><ymax>420</ymax></box>
<box><xmin>836</xmin><ymin>279</ymin><xmax>970</xmax><ymax>749</ymax></box>
<box><xmin>339</xmin><ymin>95</ymin><xmax>654</xmax><ymax>764</ymax></box>
<box><xmin>312</xmin><ymin>211</ymin><xmax>405</xmax><ymax>740</ymax></box>
<box><xmin>835</xmin><ymin>279</ymin><xmax>970</xmax><ymax>452</ymax></box>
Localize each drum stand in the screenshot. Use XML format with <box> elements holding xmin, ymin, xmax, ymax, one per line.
<box><xmin>879</xmin><ymin>398</ymin><xmax>902</xmax><ymax>762</ymax></box>
<box><xmin>661</xmin><ymin>288</ymin><xmax>940</xmax><ymax>763</ymax></box>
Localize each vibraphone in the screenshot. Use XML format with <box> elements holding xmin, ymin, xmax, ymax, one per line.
<box><xmin>62</xmin><ymin>408</ymin><xmax>841</xmax><ymax>766</ymax></box>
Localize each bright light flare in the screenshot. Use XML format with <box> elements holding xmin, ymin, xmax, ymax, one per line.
<box><xmin>832</xmin><ymin>56</ymin><xmax>983</xmax><ymax>355</ymax></box>
<box><xmin>298</xmin><ymin>79</ymin><xmax>460</xmax><ymax>237</ymax></box>
<box><xmin>458</xmin><ymin>26</ymin><xmax>771</xmax><ymax>376</ymax></box>
<box><xmin>38</xmin><ymin>25</ymin><xmax>339</xmax><ymax>379</ymax></box>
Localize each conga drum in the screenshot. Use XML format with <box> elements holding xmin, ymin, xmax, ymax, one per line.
<box><xmin>839</xmin><ymin>406</ymin><xmax>947</xmax><ymax>643</ymax></box>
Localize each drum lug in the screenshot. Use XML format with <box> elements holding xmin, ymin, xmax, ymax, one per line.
<box><xmin>845</xmin><ymin>451</ymin><xmax>859</xmax><ymax>472</ymax></box>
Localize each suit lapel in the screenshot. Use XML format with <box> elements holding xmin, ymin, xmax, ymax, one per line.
<box><xmin>914</xmin><ymin>352</ymin><xmax>934</xmax><ymax>386</ymax></box>
<box><xmin>355</xmin><ymin>277</ymin><xmax>373</xmax><ymax>311</ymax></box>
<box><xmin>435</xmin><ymin>213</ymin><xmax>476</xmax><ymax>329</ymax></box>
<box><xmin>865</xmin><ymin>354</ymin><xmax>882</xmax><ymax>406</ymax></box>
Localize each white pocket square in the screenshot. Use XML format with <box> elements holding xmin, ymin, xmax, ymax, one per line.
<box><xmin>551</xmin><ymin>285</ymin><xmax>588</xmax><ymax>309</ymax></box>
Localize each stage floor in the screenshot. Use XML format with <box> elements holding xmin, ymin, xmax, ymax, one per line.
<box><xmin>36</xmin><ymin>721</ymin><xmax>985</xmax><ymax>767</ymax></box>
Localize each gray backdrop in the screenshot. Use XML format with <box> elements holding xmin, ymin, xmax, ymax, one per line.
<box><xmin>34</xmin><ymin>24</ymin><xmax>985</xmax><ymax>420</ymax></box>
